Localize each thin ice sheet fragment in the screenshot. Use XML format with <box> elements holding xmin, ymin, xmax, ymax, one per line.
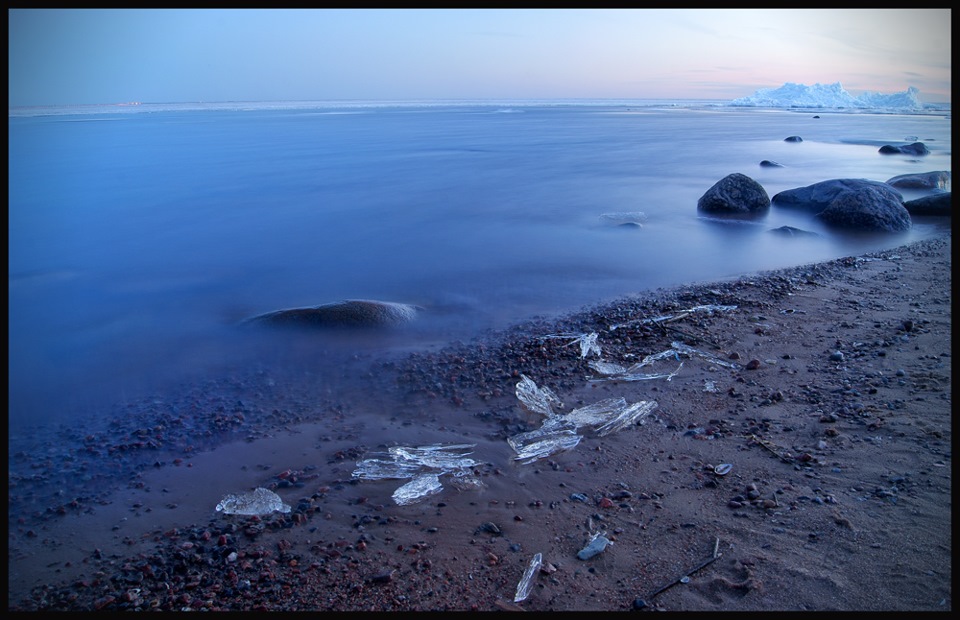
<box><xmin>508</xmin><ymin>428</ymin><xmax>582</xmax><ymax>465</ymax></box>
<box><xmin>389</xmin><ymin>444</ymin><xmax>478</xmax><ymax>471</ymax></box>
<box><xmin>613</xmin><ymin>361</ymin><xmax>684</xmax><ymax>382</ymax></box>
<box><xmin>216</xmin><ymin>487</ymin><xmax>292</xmax><ymax>516</ymax></box>
<box><xmin>352</xmin><ymin>443</ymin><xmax>479</xmax><ymax>505</ymax></box>
<box><xmin>609</xmin><ymin>304</ymin><xmax>738</xmax><ymax>331</ymax></box>
<box><xmin>516</xmin><ymin>374</ymin><xmax>563</xmax><ymax>416</ymax></box>
<box><xmin>539</xmin><ymin>332</ymin><xmax>601</xmax><ymax>358</ymax></box>
<box><xmin>392</xmin><ymin>474</ymin><xmax>443</xmax><ymax>506</ymax></box>
<box><xmin>670</xmin><ymin>341</ymin><xmax>742</xmax><ymax>369</ymax></box>
<box><xmin>588</xmin><ymin>360</ymin><xmax>629</xmax><ymax>376</ymax></box>
<box><xmin>594</xmin><ymin>400</ymin><xmax>658</xmax><ymax>436</ymax></box>
<box><xmin>561</xmin><ymin>397</ymin><xmax>629</xmax><ymax>428</ymax></box>
<box><xmin>351</xmin><ymin>457</ymin><xmax>426</xmax><ymax>480</ymax></box>
<box><xmin>514</xmin><ymin>552</ymin><xmax>543</xmax><ymax>602</ymax></box>
<box><xmin>574</xmin><ymin>332</ymin><xmax>601</xmax><ymax>358</ymax></box>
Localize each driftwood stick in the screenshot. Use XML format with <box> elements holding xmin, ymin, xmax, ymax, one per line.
<box><xmin>645</xmin><ymin>538</ymin><xmax>722</xmax><ymax>601</ymax></box>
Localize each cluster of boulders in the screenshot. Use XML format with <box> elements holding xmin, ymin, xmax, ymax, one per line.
<box><xmin>698</xmin><ymin>139</ymin><xmax>950</xmax><ymax>232</ymax></box>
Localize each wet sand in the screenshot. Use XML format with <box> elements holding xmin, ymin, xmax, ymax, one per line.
<box><xmin>8</xmin><ymin>233</ymin><xmax>951</xmax><ymax>611</ymax></box>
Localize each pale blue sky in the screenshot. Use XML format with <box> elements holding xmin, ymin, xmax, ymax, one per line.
<box><xmin>8</xmin><ymin>8</ymin><xmax>952</xmax><ymax>107</ymax></box>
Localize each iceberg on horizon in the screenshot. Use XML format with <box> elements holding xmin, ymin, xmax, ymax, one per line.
<box><xmin>730</xmin><ymin>82</ymin><xmax>925</xmax><ymax>111</ymax></box>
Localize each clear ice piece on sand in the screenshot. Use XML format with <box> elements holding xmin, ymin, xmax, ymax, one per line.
<box><xmin>574</xmin><ymin>332</ymin><xmax>601</xmax><ymax>358</ymax></box>
<box><xmin>508</xmin><ymin>427</ymin><xmax>582</xmax><ymax>465</ymax></box>
<box><xmin>594</xmin><ymin>401</ymin><xmax>658</xmax><ymax>437</ymax></box>
<box><xmin>588</xmin><ymin>360</ymin><xmax>629</xmax><ymax>376</ymax></box>
<box><xmin>516</xmin><ymin>374</ymin><xmax>564</xmax><ymax>416</ymax></box>
<box><xmin>351</xmin><ymin>457</ymin><xmax>427</xmax><ymax>480</ymax></box>
<box><xmin>577</xmin><ymin>532</ymin><xmax>612</xmax><ymax>560</ymax></box>
<box><xmin>562</xmin><ymin>397</ymin><xmax>629</xmax><ymax>428</ymax></box>
<box><xmin>352</xmin><ymin>443</ymin><xmax>478</xmax><ymax>505</ymax></box>
<box><xmin>216</xmin><ymin>487</ymin><xmax>291</xmax><ymax>516</ymax></box>
<box><xmin>670</xmin><ymin>341</ymin><xmax>742</xmax><ymax>369</ymax></box>
<box><xmin>389</xmin><ymin>444</ymin><xmax>478</xmax><ymax>472</ymax></box>
<box><xmin>392</xmin><ymin>474</ymin><xmax>443</xmax><ymax>506</ymax></box>
<box><xmin>508</xmin><ymin>396</ymin><xmax>659</xmax><ymax>463</ymax></box>
<box><xmin>609</xmin><ymin>304</ymin><xmax>737</xmax><ymax>330</ymax></box>
<box><xmin>514</xmin><ymin>552</ymin><xmax>543</xmax><ymax>602</ymax></box>
<box><xmin>352</xmin><ymin>444</ymin><xmax>477</xmax><ymax>480</ymax></box>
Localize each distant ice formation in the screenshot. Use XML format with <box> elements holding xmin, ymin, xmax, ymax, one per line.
<box><xmin>730</xmin><ymin>82</ymin><xmax>925</xmax><ymax>111</ymax></box>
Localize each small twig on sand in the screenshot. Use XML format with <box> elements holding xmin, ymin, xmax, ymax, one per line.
<box><xmin>644</xmin><ymin>538</ymin><xmax>723</xmax><ymax>602</ymax></box>
<box><xmin>746</xmin><ymin>433</ymin><xmax>794</xmax><ymax>463</ymax></box>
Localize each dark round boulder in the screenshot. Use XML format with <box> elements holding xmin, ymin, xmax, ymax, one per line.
<box><xmin>760</xmin><ymin>160</ymin><xmax>785</xmax><ymax>168</ymax></box>
<box><xmin>697</xmin><ymin>173</ymin><xmax>770</xmax><ymax>219</ymax></box>
<box><xmin>814</xmin><ymin>186</ymin><xmax>912</xmax><ymax>232</ymax></box>
<box><xmin>903</xmin><ymin>192</ymin><xmax>951</xmax><ymax>216</ymax></box>
<box><xmin>784</xmin><ymin>136</ymin><xmax>803</xmax><ymax>142</ymax></box>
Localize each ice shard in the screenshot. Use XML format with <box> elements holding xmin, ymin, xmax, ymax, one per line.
<box><xmin>514</xmin><ymin>552</ymin><xmax>544</xmax><ymax>602</ymax></box>
<box><xmin>215</xmin><ymin>487</ymin><xmax>292</xmax><ymax>516</ymax></box>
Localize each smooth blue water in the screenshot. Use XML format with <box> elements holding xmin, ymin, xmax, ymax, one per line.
<box><xmin>8</xmin><ymin>100</ymin><xmax>951</xmax><ymax>430</ymax></box>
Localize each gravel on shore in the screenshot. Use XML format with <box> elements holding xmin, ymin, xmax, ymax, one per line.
<box><xmin>8</xmin><ymin>234</ymin><xmax>952</xmax><ymax>612</ymax></box>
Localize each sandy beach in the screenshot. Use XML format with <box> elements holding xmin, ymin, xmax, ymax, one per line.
<box><xmin>8</xmin><ymin>233</ymin><xmax>951</xmax><ymax>612</ymax></box>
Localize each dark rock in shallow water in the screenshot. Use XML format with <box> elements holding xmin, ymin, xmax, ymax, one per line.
<box><xmin>886</xmin><ymin>171</ymin><xmax>950</xmax><ymax>190</ymax></box>
<box><xmin>245</xmin><ymin>299</ymin><xmax>422</xmax><ymax>328</ymax></box>
<box><xmin>878</xmin><ymin>142</ymin><xmax>929</xmax><ymax>156</ymax></box>
<box><xmin>760</xmin><ymin>160</ymin><xmax>785</xmax><ymax>168</ymax></box>
<box><xmin>773</xmin><ymin>178</ymin><xmax>909</xmax><ymax>233</ymax></box>
<box><xmin>784</xmin><ymin>136</ymin><xmax>803</xmax><ymax>142</ymax></box>
<box><xmin>814</xmin><ymin>186</ymin><xmax>912</xmax><ymax>232</ymax></box>
<box><xmin>903</xmin><ymin>192</ymin><xmax>951</xmax><ymax>216</ymax></box>
<box><xmin>697</xmin><ymin>173</ymin><xmax>770</xmax><ymax>219</ymax></box>
<box><xmin>769</xmin><ymin>225</ymin><xmax>819</xmax><ymax>237</ymax></box>
<box><xmin>772</xmin><ymin>178</ymin><xmax>903</xmax><ymax>213</ymax></box>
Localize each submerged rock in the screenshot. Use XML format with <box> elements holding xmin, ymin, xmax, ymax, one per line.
<box><xmin>878</xmin><ymin>142</ymin><xmax>929</xmax><ymax>156</ymax></box>
<box><xmin>886</xmin><ymin>170</ymin><xmax>950</xmax><ymax>190</ymax></box>
<box><xmin>245</xmin><ymin>299</ymin><xmax>422</xmax><ymax>328</ymax></box>
<box><xmin>769</xmin><ymin>225</ymin><xmax>819</xmax><ymax>237</ymax></box>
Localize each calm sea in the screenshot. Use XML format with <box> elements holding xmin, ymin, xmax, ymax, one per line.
<box><xmin>8</xmin><ymin>100</ymin><xmax>951</xmax><ymax>431</ymax></box>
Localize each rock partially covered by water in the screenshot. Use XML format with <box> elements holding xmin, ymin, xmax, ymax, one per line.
<box><xmin>697</xmin><ymin>173</ymin><xmax>770</xmax><ymax>219</ymax></box>
<box><xmin>245</xmin><ymin>299</ymin><xmax>422</xmax><ymax>328</ymax></box>
<box><xmin>769</xmin><ymin>225</ymin><xmax>819</xmax><ymax>237</ymax></box>
<box><xmin>815</xmin><ymin>186</ymin><xmax>912</xmax><ymax>232</ymax></box>
<box><xmin>774</xmin><ymin>179</ymin><xmax>910</xmax><ymax>233</ymax></box>
<box><xmin>773</xmin><ymin>179</ymin><xmax>902</xmax><ymax>212</ymax></box>
<box><xmin>903</xmin><ymin>192</ymin><xmax>951</xmax><ymax>217</ymax></box>
<box><xmin>879</xmin><ymin>142</ymin><xmax>929</xmax><ymax>156</ymax></box>
<box><xmin>886</xmin><ymin>171</ymin><xmax>950</xmax><ymax>191</ymax></box>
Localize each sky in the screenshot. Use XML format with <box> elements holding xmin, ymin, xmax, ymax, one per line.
<box><xmin>7</xmin><ymin>8</ymin><xmax>952</xmax><ymax>107</ymax></box>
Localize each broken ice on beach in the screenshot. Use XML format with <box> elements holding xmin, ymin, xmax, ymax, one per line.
<box><xmin>352</xmin><ymin>443</ymin><xmax>483</xmax><ymax>505</ymax></box>
<box><xmin>511</xmin><ymin>374</ymin><xmax>658</xmax><ymax>464</ymax></box>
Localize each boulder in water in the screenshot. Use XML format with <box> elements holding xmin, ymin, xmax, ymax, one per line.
<box><xmin>245</xmin><ymin>299</ymin><xmax>422</xmax><ymax>329</ymax></box>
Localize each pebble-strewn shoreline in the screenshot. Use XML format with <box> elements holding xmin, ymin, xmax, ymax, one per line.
<box><xmin>9</xmin><ymin>234</ymin><xmax>951</xmax><ymax>611</ymax></box>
